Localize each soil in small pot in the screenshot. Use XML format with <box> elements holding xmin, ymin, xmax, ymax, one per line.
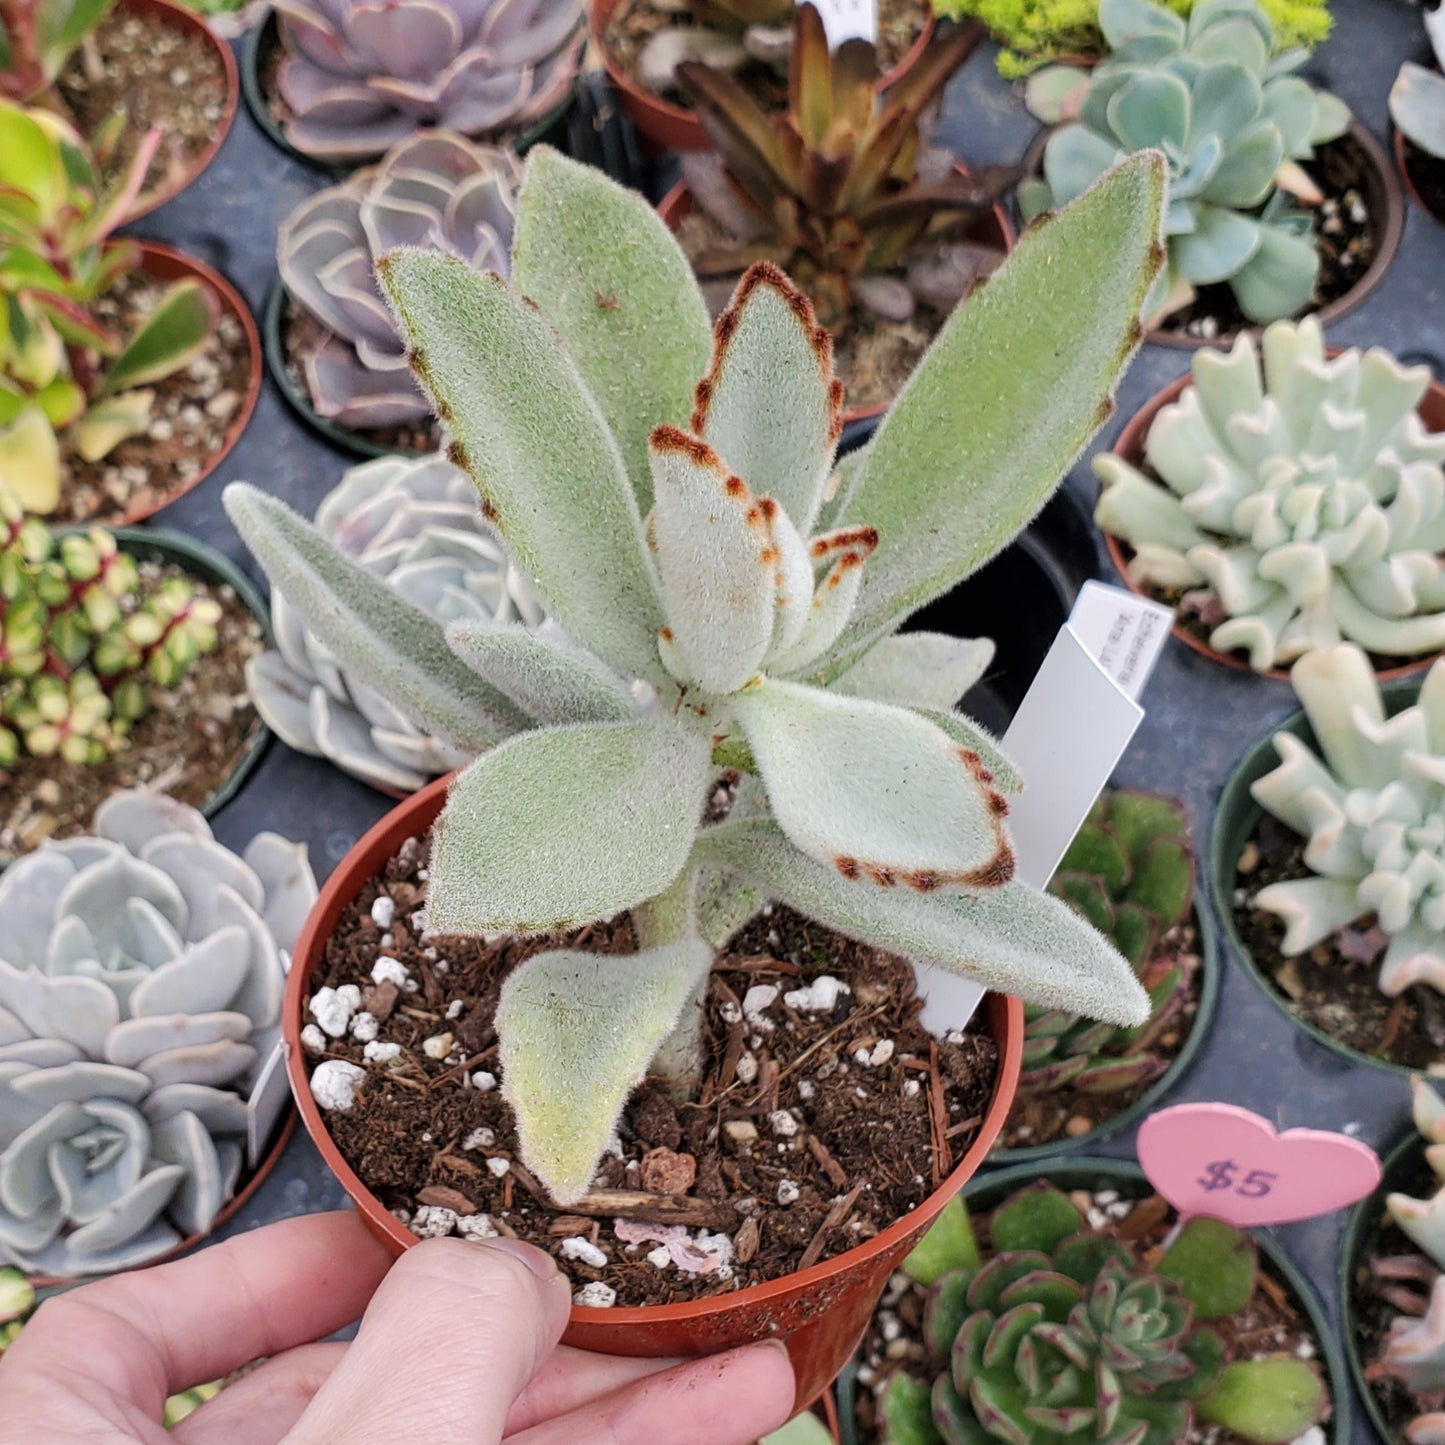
<box><xmin>0</xmin><ymin>564</ymin><xmax>265</xmax><ymax>864</ymax></box>
<box><xmin>602</xmin><ymin>0</ymin><xmax>930</xmax><ymax>112</ymax></box>
<box><xmin>306</xmin><ymin>836</ymin><xmax>1000</xmax><ymax>1306</ymax></box>
<box><xmin>280</xmin><ymin>296</ymin><xmax>437</xmax><ymax>455</ymax></box>
<box><xmin>57</xmin><ymin>270</ymin><xmax>252</xmax><ymax>525</ymax></box>
<box><xmin>1351</xmin><ymin>1152</ymin><xmax>1441</xmax><ymax>1443</ymax></box>
<box><xmin>675</xmin><ymin>206</ymin><xmax>1004</xmax><ymax>414</ymax></box>
<box><xmin>1232</xmin><ymin>816</ymin><xmax>1445</xmax><ymax>1071</ymax></box>
<box><xmin>54</xmin><ymin>3</ymin><xmax>229</xmax><ymax>205</ymax></box>
<box><xmin>1156</xmin><ymin>130</ymin><xmax>1382</xmax><ymax>344</ymax></box>
<box><xmin>1401</xmin><ymin>134</ymin><xmax>1445</xmax><ymax>226</ymax></box>
<box><xmin>997</xmin><ymin>913</ymin><xmax>1203</xmax><ymax>1151</ymax></box>
<box><xmin>849</xmin><ymin>1186</ymin><xmax>1331</xmax><ymax>1444</ymax></box>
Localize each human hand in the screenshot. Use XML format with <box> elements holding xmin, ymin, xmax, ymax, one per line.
<box><xmin>0</xmin><ymin>1211</ymin><xmax>795</xmax><ymax>1444</ymax></box>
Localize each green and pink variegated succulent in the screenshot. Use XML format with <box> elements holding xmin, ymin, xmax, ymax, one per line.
<box><xmin>226</xmin><ymin>145</ymin><xmax>1167</xmax><ymax>1206</ymax></box>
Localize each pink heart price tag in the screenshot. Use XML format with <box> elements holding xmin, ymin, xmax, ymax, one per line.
<box><xmin>1136</xmin><ymin>1102</ymin><xmax>1381</xmax><ymax>1227</ymax></box>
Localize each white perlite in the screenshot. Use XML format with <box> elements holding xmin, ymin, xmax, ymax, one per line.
<box><xmin>310</xmin><ymin>1059</ymin><xmax>367</xmax><ymax>1112</ymax></box>
<box><xmin>742</xmin><ymin>984</ymin><xmax>779</xmax><ymax>1029</ymax></box>
<box><xmin>486</xmin><ymin>1157</ymin><xmax>511</xmax><ymax>1178</ymax></box>
<box><xmin>411</xmin><ymin>1206</ymin><xmax>458</xmax><ymax>1238</ymax></box>
<box><xmin>350</xmin><ymin>1012</ymin><xmax>379</xmax><ymax>1043</ymax></box>
<box><xmin>646</xmin><ymin>1245</ymin><xmax>672</xmax><ymax>1269</ymax></box>
<box><xmin>560</xmin><ymin>1236</ymin><xmax>608</xmax><ymax>1268</ymax></box>
<box><xmin>574</xmin><ymin>1282</ymin><xmax>617</xmax><ymax>1308</ymax></box>
<box><xmin>300</xmin><ymin>1024</ymin><xmax>326</xmax><ymax>1054</ymax></box>
<box><xmin>310</xmin><ymin>984</ymin><xmax>361</xmax><ymax>1038</ymax></box>
<box><xmin>422</xmin><ymin>1032</ymin><xmax>454</xmax><ymax>1060</ymax></box>
<box><xmin>371</xmin><ymin>956</ymin><xmax>409</xmax><ymax>987</ymax></box>
<box><xmin>784</xmin><ymin>976</ymin><xmax>850</xmax><ymax>1013</ymax></box>
<box><xmin>457</xmin><ymin>1213</ymin><xmax>500</xmax><ymax>1240</ymax></box>
<box><xmin>903</xmin><ymin>1078</ymin><xmax>921</xmax><ymax>1098</ymax></box>
<box><xmin>363</xmin><ymin>1040</ymin><xmax>402</xmax><ymax>1064</ymax></box>
<box><xmin>370</xmin><ymin>895</ymin><xmax>396</xmax><ymax>928</ymax></box>
<box><xmin>769</xmin><ymin>1110</ymin><xmax>800</xmax><ymax>1138</ymax></box>
<box><xmin>471</xmin><ymin>1071</ymin><xmax>497</xmax><ymax>1092</ymax></box>
<box><xmin>463</xmin><ymin>1127</ymin><xmax>496</xmax><ymax>1150</ymax></box>
<box><xmin>735</xmin><ymin>1052</ymin><xmax>759</xmax><ymax>1085</ymax></box>
<box><xmin>694</xmin><ymin>1232</ymin><xmax>735</xmax><ymax>1280</ymax></box>
<box><xmin>445</xmin><ymin>999</ymin><xmax>464</xmax><ymax>1020</ymax></box>
<box><xmin>777</xmin><ymin>1179</ymin><xmax>801</xmax><ymax>1205</ymax></box>
<box><xmin>868</xmin><ymin>1040</ymin><xmax>895</xmax><ymax>1067</ymax></box>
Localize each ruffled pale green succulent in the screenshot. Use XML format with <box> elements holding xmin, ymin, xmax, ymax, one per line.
<box><xmin>248</xmin><ymin>453</ymin><xmax>543</xmax><ymax>793</ymax></box>
<box><xmin>0</xmin><ymin>790</ymin><xmax>316</xmax><ymax>1275</ymax></box>
<box><xmin>278</xmin><ymin>132</ymin><xmax>522</xmax><ymax>431</ymax></box>
<box><xmin>1249</xmin><ymin>644</ymin><xmax>1445</xmax><ymax>1000</ymax></box>
<box><xmin>1020</xmin><ymin>0</ymin><xmax>1349</xmax><ymax>326</ymax></box>
<box><xmin>883</xmin><ymin>1184</ymin><xmax>1326</xmax><ymax>1443</ymax></box>
<box><xmin>227</xmin><ymin>145</ymin><xmax>1167</xmax><ymax>1206</ymax></box>
<box><xmin>1095</xmin><ymin>318</ymin><xmax>1445</xmax><ymax>671</ymax></box>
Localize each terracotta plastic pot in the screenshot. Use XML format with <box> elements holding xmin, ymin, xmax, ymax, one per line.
<box><xmin>1101</xmin><ymin>361</ymin><xmax>1445</xmax><ymax>683</ymax></box>
<box><xmin>1342</xmin><ymin>1128</ymin><xmax>1430</xmax><ymax>1445</ymax></box>
<box><xmin>284</xmin><ymin>774</ymin><xmax>1024</xmax><ymax>1409</ymax></box>
<box><xmin>262</xmin><ymin>280</ymin><xmax>423</xmax><ymax>461</ymax></box>
<box><xmin>90</xmin><ymin>242</ymin><xmax>262</xmax><ymax>526</ymax></box>
<box><xmin>656</xmin><ymin>174</ymin><xmax>1014</xmax><ymax>428</ymax></box>
<box><xmin>989</xmin><ymin>893</ymin><xmax>1221</xmax><ymax>1166</ymax></box>
<box><xmin>107</xmin><ymin>0</ymin><xmax>239</xmax><ymax>221</ymax></box>
<box><xmin>1209</xmin><ymin>675</ymin><xmax>1428</xmax><ymax>1079</ymax></box>
<box><xmin>1021</xmin><ymin>120</ymin><xmax>1403</xmax><ymax>352</ymax></box>
<box><xmin>241</xmin><ymin>6</ymin><xmax>576</xmax><ymax>175</ymax></box>
<box><xmin>590</xmin><ymin>0</ymin><xmax>940</xmax><ymax>153</ymax></box>
<box><xmin>834</xmin><ymin>1158</ymin><xmax>1350</xmax><ymax>1445</ymax></box>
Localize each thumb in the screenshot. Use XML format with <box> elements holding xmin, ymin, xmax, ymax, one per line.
<box><xmin>284</xmin><ymin>1236</ymin><xmax>571</xmax><ymax>1445</ymax></box>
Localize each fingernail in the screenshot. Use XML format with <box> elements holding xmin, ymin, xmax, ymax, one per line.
<box><xmin>476</xmin><ymin>1237</ymin><xmax>560</xmax><ymax>1281</ymax></box>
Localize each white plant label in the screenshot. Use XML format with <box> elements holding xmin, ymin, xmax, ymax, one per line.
<box><xmin>247</xmin><ymin>1039</ymin><xmax>291</xmax><ymax>1167</ymax></box>
<box><xmin>802</xmin><ymin>0</ymin><xmax>876</xmax><ymax>46</ymax></box>
<box><xmin>915</xmin><ymin>582</ymin><xmax>1169</xmax><ymax>1035</ymax></box>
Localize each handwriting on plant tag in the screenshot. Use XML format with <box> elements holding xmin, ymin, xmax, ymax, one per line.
<box><xmin>1137</xmin><ymin>1102</ymin><xmax>1381</xmax><ymax>1227</ymax></box>
<box><xmin>803</xmin><ymin>0</ymin><xmax>876</xmax><ymax>46</ymax></box>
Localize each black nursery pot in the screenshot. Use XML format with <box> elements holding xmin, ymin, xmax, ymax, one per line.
<box><xmin>1210</xmin><ymin>678</ymin><xmax>1427</xmax><ymax>1077</ymax></box>
<box><xmin>835</xmin><ymin>1158</ymin><xmax>1350</xmax><ymax>1445</ymax></box>
<box><xmin>1342</xmin><ymin>1128</ymin><xmax>1434</xmax><ymax>1445</ymax></box>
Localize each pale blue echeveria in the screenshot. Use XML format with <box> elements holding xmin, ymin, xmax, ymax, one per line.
<box><xmin>1022</xmin><ymin>0</ymin><xmax>1350</xmax><ymax>326</ymax></box>
<box><xmin>248</xmin><ymin>452</ymin><xmax>545</xmax><ymax>793</ymax></box>
<box><xmin>0</xmin><ymin>791</ymin><xmax>316</xmax><ymax>1275</ymax></box>
<box><xmin>227</xmin><ymin>144</ymin><xmax>1167</xmax><ymax>1204</ymax></box>
<box><xmin>1250</xmin><ymin>645</ymin><xmax>1445</xmax><ymax>999</ymax></box>
<box><xmin>1096</xmin><ymin>318</ymin><xmax>1445</xmax><ymax>670</ymax></box>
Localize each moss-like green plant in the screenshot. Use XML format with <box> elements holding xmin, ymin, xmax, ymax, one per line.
<box><xmin>226</xmin><ymin>144</ymin><xmax>1168</xmax><ymax>1207</ymax></box>
<box><xmin>932</xmin><ymin>0</ymin><xmax>1332</xmax><ymax>77</ymax></box>
<box><xmin>1021</xmin><ymin>790</ymin><xmax>1195</xmax><ymax>1097</ymax></box>
<box><xmin>883</xmin><ymin>1186</ymin><xmax>1327</xmax><ymax>1443</ymax></box>
<box><xmin>1249</xmin><ymin>645</ymin><xmax>1445</xmax><ymax>999</ymax></box>
<box><xmin>0</xmin><ymin>488</ymin><xmax>221</xmax><ymax>765</ymax></box>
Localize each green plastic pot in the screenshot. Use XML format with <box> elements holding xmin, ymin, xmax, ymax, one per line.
<box><xmin>990</xmin><ymin>900</ymin><xmax>1222</xmax><ymax>1167</ymax></box>
<box><xmin>835</xmin><ymin>1157</ymin><xmax>1349</xmax><ymax>1445</ymax></box>
<box><xmin>1209</xmin><ymin>678</ymin><xmax>1428</xmax><ymax>1078</ymax></box>
<box><xmin>262</xmin><ymin>280</ymin><xmax>427</xmax><ymax>461</ymax></box>
<box><xmin>241</xmin><ymin>7</ymin><xmax>575</xmax><ymax>176</ymax></box>
<box><xmin>1341</xmin><ymin>1128</ymin><xmax>1435</xmax><ymax>1445</ymax></box>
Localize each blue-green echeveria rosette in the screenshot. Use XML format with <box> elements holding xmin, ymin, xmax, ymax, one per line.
<box><xmin>0</xmin><ymin>790</ymin><xmax>317</xmax><ymax>1276</ymax></box>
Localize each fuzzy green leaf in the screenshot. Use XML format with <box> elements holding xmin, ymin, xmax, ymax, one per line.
<box><xmin>510</xmin><ymin>149</ymin><xmax>712</xmax><ymax>515</ymax></box>
<box><xmin>224</xmin><ymin>484</ymin><xmax>530</xmax><ymax>753</ymax></box>
<box><xmin>701</xmin><ymin>820</ymin><xmax>1150</xmax><ymax>1025</ymax></box>
<box><xmin>429</xmin><ymin>719</ymin><xmax>713</xmax><ymax>935</ymax></box>
<box><xmin>821</xmin><ymin>152</ymin><xmax>1167</xmax><ymax>672</ymax></box>
<box><xmin>377</xmin><ymin>251</ymin><xmax>666</xmax><ymax>683</ymax></box>
<box><xmin>97</xmin><ymin>279</ymin><xmax>215</xmax><ymax>396</ymax></box>
<box><xmin>990</xmin><ymin>1182</ymin><xmax>1082</xmax><ymax>1254</ymax></box>
<box><xmin>497</xmin><ymin>936</ymin><xmax>714</xmax><ymax>1205</ymax></box>
<box><xmin>914</xmin><ymin>707</ymin><xmax>1024</xmax><ymax>795</ymax></box>
<box><xmin>1158</xmin><ymin>1217</ymin><xmax>1256</xmax><ymax>1320</ymax></box>
<box><xmin>733</xmin><ymin>679</ymin><xmax>1012</xmax><ymax>889</ymax></box>
<box><xmin>691</xmin><ymin>265</ymin><xmax>839</xmax><ymax>533</ymax></box>
<box><xmin>1197</xmin><ymin>1359</ymin><xmax>1326</xmax><ymax>1440</ymax></box>
<box><xmin>879</xmin><ymin>1374</ymin><xmax>941</xmax><ymax>1445</ymax></box>
<box><xmin>831</xmin><ymin>632</ymin><xmax>995</xmax><ymax>709</ymax></box>
<box><xmin>446</xmin><ymin>621</ymin><xmax>638</xmax><ymax>727</ymax></box>
<box><xmin>903</xmin><ymin>1196</ymin><xmax>981</xmax><ymax>1286</ymax></box>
